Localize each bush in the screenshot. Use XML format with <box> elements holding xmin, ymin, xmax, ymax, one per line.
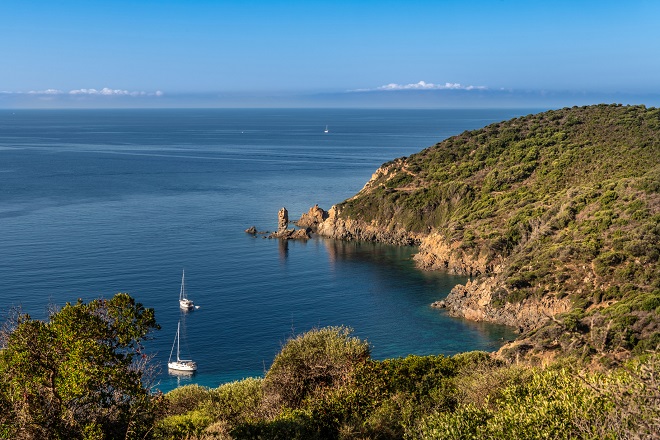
<box><xmin>164</xmin><ymin>384</ymin><xmax>212</xmax><ymax>417</ymax></box>
<box><xmin>413</xmin><ymin>358</ymin><xmax>660</xmax><ymax>440</ymax></box>
<box><xmin>205</xmin><ymin>378</ymin><xmax>263</xmax><ymax>425</ymax></box>
<box><xmin>156</xmin><ymin>378</ymin><xmax>263</xmax><ymax>439</ymax></box>
<box><xmin>263</xmin><ymin>326</ymin><xmax>371</xmax><ymax>409</ymax></box>
<box><xmin>0</xmin><ymin>294</ymin><xmax>160</xmax><ymax>440</ymax></box>
<box><xmin>154</xmin><ymin>410</ymin><xmax>215</xmax><ymax>440</ymax></box>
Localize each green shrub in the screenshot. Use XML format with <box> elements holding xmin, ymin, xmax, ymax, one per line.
<box><xmin>263</xmin><ymin>326</ymin><xmax>371</xmax><ymax>409</ymax></box>
<box><xmin>231</xmin><ymin>408</ymin><xmax>325</xmax><ymax>440</ymax></box>
<box><xmin>413</xmin><ymin>359</ymin><xmax>660</xmax><ymax>440</ymax></box>
<box><xmin>154</xmin><ymin>409</ymin><xmax>215</xmax><ymax>439</ymax></box>
<box><xmin>164</xmin><ymin>384</ymin><xmax>212</xmax><ymax>417</ymax></box>
<box><xmin>205</xmin><ymin>378</ymin><xmax>264</xmax><ymax>424</ymax></box>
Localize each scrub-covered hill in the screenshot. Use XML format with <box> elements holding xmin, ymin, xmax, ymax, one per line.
<box><xmin>318</xmin><ymin>104</ymin><xmax>659</xmax><ymax>362</ymax></box>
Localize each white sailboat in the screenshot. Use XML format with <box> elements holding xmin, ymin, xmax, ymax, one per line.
<box><xmin>179</xmin><ymin>270</ymin><xmax>194</xmax><ymax>311</ymax></box>
<box><xmin>324</xmin><ymin>125</ymin><xmax>329</xmax><ymax>133</ymax></box>
<box><xmin>168</xmin><ymin>321</ymin><xmax>197</xmax><ymax>372</ymax></box>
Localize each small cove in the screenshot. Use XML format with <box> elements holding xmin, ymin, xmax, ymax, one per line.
<box><xmin>0</xmin><ymin>108</ymin><xmax>524</xmax><ymax>392</ymax></box>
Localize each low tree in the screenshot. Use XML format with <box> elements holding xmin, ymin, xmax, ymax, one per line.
<box><xmin>0</xmin><ymin>293</ymin><xmax>161</xmax><ymax>439</ymax></box>
<box><xmin>263</xmin><ymin>326</ymin><xmax>371</xmax><ymax>410</ymax></box>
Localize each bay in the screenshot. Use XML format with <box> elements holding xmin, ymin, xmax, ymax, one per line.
<box><xmin>0</xmin><ymin>108</ymin><xmax>529</xmax><ymax>392</ymax></box>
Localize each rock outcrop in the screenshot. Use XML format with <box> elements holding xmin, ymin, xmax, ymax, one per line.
<box><xmin>434</xmin><ymin>276</ymin><xmax>572</xmax><ymax>332</ymax></box>
<box><xmin>316</xmin><ymin>205</ymin><xmax>421</xmax><ymax>246</ymax></box>
<box><xmin>277</xmin><ymin>207</ymin><xmax>289</xmax><ymax>233</ymax></box>
<box><xmin>269</xmin><ymin>207</ymin><xmax>312</xmax><ymax>240</ymax></box>
<box><xmin>296</xmin><ymin>204</ymin><xmax>329</xmax><ymax>231</ymax></box>
<box><xmin>270</xmin><ymin>228</ymin><xmax>311</xmax><ymax>240</ymax></box>
<box><xmin>413</xmin><ymin>232</ymin><xmax>505</xmax><ymax>277</ymax></box>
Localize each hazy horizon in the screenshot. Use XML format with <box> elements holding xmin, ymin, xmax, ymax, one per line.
<box><xmin>2</xmin><ymin>0</ymin><xmax>658</xmax><ymax>109</ymax></box>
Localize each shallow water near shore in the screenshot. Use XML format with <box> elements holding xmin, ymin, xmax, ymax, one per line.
<box><xmin>0</xmin><ymin>108</ymin><xmax>525</xmax><ymax>392</ymax></box>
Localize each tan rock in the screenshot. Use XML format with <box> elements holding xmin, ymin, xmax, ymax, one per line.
<box><xmin>277</xmin><ymin>207</ymin><xmax>289</xmax><ymax>233</ymax></box>
<box><xmin>296</xmin><ymin>204</ymin><xmax>329</xmax><ymax>231</ymax></box>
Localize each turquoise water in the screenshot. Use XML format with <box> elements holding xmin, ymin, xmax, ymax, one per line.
<box><xmin>0</xmin><ymin>109</ymin><xmax>525</xmax><ymax>392</ymax></box>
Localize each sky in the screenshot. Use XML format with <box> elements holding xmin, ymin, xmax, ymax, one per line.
<box><xmin>1</xmin><ymin>0</ymin><xmax>659</xmax><ymax>108</ymax></box>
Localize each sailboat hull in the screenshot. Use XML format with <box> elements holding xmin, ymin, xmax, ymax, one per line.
<box><xmin>169</xmin><ymin>320</ymin><xmax>197</xmax><ymax>372</ymax></box>
<box><xmin>168</xmin><ymin>360</ymin><xmax>197</xmax><ymax>372</ymax></box>
<box><xmin>179</xmin><ymin>299</ymin><xmax>194</xmax><ymax>310</ymax></box>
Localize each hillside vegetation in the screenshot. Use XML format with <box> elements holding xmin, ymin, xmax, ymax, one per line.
<box><xmin>154</xmin><ymin>326</ymin><xmax>659</xmax><ymax>439</ymax></box>
<box><xmin>333</xmin><ymin>104</ymin><xmax>659</xmax><ymax>362</ymax></box>
<box><xmin>3</xmin><ymin>311</ymin><xmax>657</xmax><ymax>439</ymax></box>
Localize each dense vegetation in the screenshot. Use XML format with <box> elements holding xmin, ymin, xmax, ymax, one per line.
<box><xmin>338</xmin><ymin>104</ymin><xmax>659</xmax><ymax>361</ymax></box>
<box><xmin>1</xmin><ymin>301</ymin><xmax>657</xmax><ymax>438</ymax></box>
<box><xmin>0</xmin><ymin>294</ymin><xmax>161</xmax><ymax>439</ymax></box>
<box><xmin>154</xmin><ymin>326</ymin><xmax>659</xmax><ymax>439</ymax></box>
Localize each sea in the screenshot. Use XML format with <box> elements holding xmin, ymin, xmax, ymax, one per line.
<box><xmin>0</xmin><ymin>108</ymin><xmax>530</xmax><ymax>392</ymax></box>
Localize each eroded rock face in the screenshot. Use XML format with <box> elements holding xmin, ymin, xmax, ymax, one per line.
<box><xmin>269</xmin><ymin>206</ymin><xmax>311</xmax><ymax>240</ymax></box>
<box><xmin>296</xmin><ymin>204</ymin><xmax>329</xmax><ymax>231</ymax></box>
<box><xmin>316</xmin><ymin>205</ymin><xmax>421</xmax><ymax>246</ymax></box>
<box><xmin>413</xmin><ymin>232</ymin><xmax>504</xmax><ymax>277</ymax></box>
<box><xmin>439</xmin><ymin>277</ymin><xmax>572</xmax><ymax>332</ymax></box>
<box><xmin>277</xmin><ymin>207</ymin><xmax>289</xmax><ymax>233</ymax></box>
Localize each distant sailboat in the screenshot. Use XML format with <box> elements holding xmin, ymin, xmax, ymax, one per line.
<box><xmin>324</xmin><ymin>125</ymin><xmax>329</xmax><ymax>133</ymax></box>
<box><xmin>168</xmin><ymin>321</ymin><xmax>197</xmax><ymax>372</ymax></box>
<box><xmin>179</xmin><ymin>270</ymin><xmax>194</xmax><ymax>311</ymax></box>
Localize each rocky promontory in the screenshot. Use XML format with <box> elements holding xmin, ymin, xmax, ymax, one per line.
<box><xmin>316</xmin><ymin>205</ymin><xmax>422</xmax><ymax>246</ymax></box>
<box><xmin>432</xmin><ymin>276</ymin><xmax>572</xmax><ymax>332</ymax></box>
<box><xmin>310</xmin><ymin>104</ymin><xmax>660</xmax><ymax>361</ymax></box>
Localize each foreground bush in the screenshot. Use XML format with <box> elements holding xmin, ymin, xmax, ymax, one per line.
<box><xmin>263</xmin><ymin>326</ymin><xmax>371</xmax><ymax>410</ymax></box>
<box><xmin>0</xmin><ymin>294</ymin><xmax>161</xmax><ymax>439</ymax></box>
<box><xmin>154</xmin><ymin>326</ymin><xmax>659</xmax><ymax>440</ymax></box>
<box><xmin>155</xmin><ymin>378</ymin><xmax>263</xmax><ymax>439</ymax></box>
<box><xmin>413</xmin><ymin>354</ymin><xmax>660</xmax><ymax>439</ymax></box>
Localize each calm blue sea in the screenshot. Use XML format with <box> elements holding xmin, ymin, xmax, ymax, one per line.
<box><xmin>0</xmin><ymin>108</ymin><xmax>529</xmax><ymax>392</ymax></box>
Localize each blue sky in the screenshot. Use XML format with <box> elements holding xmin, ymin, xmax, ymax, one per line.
<box><xmin>1</xmin><ymin>0</ymin><xmax>658</xmax><ymax>108</ymax></box>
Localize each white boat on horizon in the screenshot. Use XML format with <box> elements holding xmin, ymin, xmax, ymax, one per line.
<box><xmin>168</xmin><ymin>321</ymin><xmax>197</xmax><ymax>372</ymax></box>
<box><xmin>179</xmin><ymin>270</ymin><xmax>194</xmax><ymax>311</ymax></box>
<box><xmin>324</xmin><ymin>125</ymin><xmax>329</xmax><ymax>133</ymax></box>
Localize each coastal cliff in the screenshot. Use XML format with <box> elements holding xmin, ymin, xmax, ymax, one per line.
<box><xmin>316</xmin><ymin>204</ymin><xmax>421</xmax><ymax>246</ymax></box>
<box><xmin>315</xmin><ymin>104</ymin><xmax>660</xmax><ymax>360</ymax></box>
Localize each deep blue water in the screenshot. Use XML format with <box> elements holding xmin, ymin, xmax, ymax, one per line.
<box><xmin>0</xmin><ymin>108</ymin><xmax>528</xmax><ymax>392</ymax></box>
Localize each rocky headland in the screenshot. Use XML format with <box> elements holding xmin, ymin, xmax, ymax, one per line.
<box><xmin>305</xmin><ymin>105</ymin><xmax>659</xmax><ymax>362</ymax></box>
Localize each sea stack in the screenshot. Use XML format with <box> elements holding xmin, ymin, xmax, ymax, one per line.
<box><xmin>269</xmin><ymin>206</ymin><xmax>311</xmax><ymax>239</ymax></box>
<box><xmin>277</xmin><ymin>207</ymin><xmax>289</xmax><ymax>233</ymax></box>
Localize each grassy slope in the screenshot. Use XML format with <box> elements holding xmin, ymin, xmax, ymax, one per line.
<box><xmin>338</xmin><ymin>104</ymin><xmax>659</xmax><ymax>359</ymax></box>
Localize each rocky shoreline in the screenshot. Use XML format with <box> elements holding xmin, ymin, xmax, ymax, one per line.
<box><xmin>251</xmin><ymin>204</ymin><xmax>570</xmax><ymax>335</ymax></box>
<box><xmin>431</xmin><ymin>276</ymin><xmax>571</xmax><ymax>333</ymax></box>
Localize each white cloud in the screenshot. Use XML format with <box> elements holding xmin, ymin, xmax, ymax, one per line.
<box><xmin>68</xmin><ymin>88</ymin><xmax>163</xmax><ymax>97</ymax></box>
<box><xmin>352</xmin><ymin>81</ymin><xmax>487</xmax><ymax>92</ymax></box>
<box><xmin>25</xmin><ymin>89</ymin><xmax>65</xmax><ymax>95</ymax></box>
<box><xmin>2</xmin><ymin>88</ymin><xmax>164</xmax><ymax>97</ymax></box>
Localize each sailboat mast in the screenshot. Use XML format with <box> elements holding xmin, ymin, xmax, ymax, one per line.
<box><xmin>177</xmin><ymin>322</ymin><xmax>181</xmax><ymax>362</ymax></box>
<box><xmin>180</xmin><ymin>270</ymin><xmax>185</xmax><ymax>301</ymax></box>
